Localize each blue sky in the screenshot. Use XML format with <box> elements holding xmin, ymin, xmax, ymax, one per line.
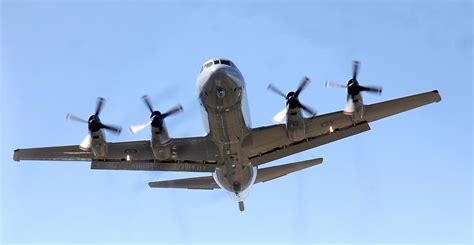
<box><xmin>1</xmin><ymin>1</ymin><xmax>472</xmax><ymax>244</ymax></box>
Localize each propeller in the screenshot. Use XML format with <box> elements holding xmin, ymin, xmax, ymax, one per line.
<box><xmin>267</xmin><ymin>76</ymin><xmax>317</xmax><ymax>123</ymax></box>
<box><xmin>325</xmin><ymin>61</ymin><xmax>382</xmax><ymax>113</ymax></box>
<box><xmin>325</xmin><ymin>61</ymin><xmax>382</xmax><ymax>95</ymax></box>
<box><xmin>66</xmin><ymin>97</ymin><xmax>122</xmax><ymax>150</ymax></box>
<box><xmin>129</xmin><ymin>95</ymin><xmax>183</xmax><ymax>134</ymax></box>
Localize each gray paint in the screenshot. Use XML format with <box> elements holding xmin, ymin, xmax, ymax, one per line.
<box><xmin>12</xmin><ymin>58</ymin><xmax>442</xmax><ymax>211</ymax></box>
<box><xmin>196</xmin><ymin>60</ymin><xmax>255</xmax><ymax>195</ymax></box>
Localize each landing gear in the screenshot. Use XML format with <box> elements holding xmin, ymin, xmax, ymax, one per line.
<box><xmin>238</xmin><ymin>201</ymin><xmax>245</xmax><ymax>212</ymax></box>
<box><xmin>235</xmin><ymin>190</ymin><xmax>245</xmax><ymax>212</ymax></box>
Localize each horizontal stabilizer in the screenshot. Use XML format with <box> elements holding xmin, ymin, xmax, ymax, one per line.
<box><xmin>256</xmin><ymin>157</ymin><xmax>323</xmax><ymax>184</ymax></box>
<box><xmin>148</xmin><ymin>176</ymin><xmax>219</xmax><ymax>190</ymax></box>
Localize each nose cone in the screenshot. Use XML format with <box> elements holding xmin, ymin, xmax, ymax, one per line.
<box><xmin>199</xmin><ymin>65</ymin><xmax>243</xmax><ymax>109</ymax></box>
<box><xmin>210</xmin><ymin>65</ymin><xmax>243</xmax><ymax>87</ymax></box>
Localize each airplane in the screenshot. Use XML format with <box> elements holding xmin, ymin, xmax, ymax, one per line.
<box><xmin>13</xmin><ymin>58</ymin><xmax>441</xmax><ymax>211</ymax></box>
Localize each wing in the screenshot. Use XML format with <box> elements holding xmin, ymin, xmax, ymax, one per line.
<box><xmin>363</xmin><ymin>90</ymin><xmax>441</xmax><ymax>122</ymax></box>
<box><xmin>249</xmin><ymin>90</ymin><xmax>441</xmax><ymax>165</ymax></box>
<box><xmin>13</xmin><ymin>145</ymin><xmax>93</xmax><ymax>161</ymax></box>
<box><xmin>13</xmin><ymin>136</ymin><xmax>220</xmax><ymax>172</ymax></box>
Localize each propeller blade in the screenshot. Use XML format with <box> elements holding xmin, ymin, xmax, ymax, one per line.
<box><xmin>273</xmin><ymin>107</ymin><xmax>287</xmax><ymax>123</ymax></box>
<box><xmin>162</xmin><ymin>104</ymin><xmax>183</xmax><ymax>118</ymax></box>
<box><xmin>66</xmin><ymin>113</ymin><xmax>88</xmax><ymax>123</ymax></box>
<box><xmin>359</xmin><ymin>85</ymin><xmax>382</xmax><ymax>95</ymax></box>
<box><xmin>299</xmin><ymin>103</ymin><xmax>317</xmax><ymax>116</ymax></box>
<box><xmin>100</xmin><ymin>123</ymin><xmax>122</xmax><ymax>134</ymax></box>
<box><xmin>325</xmin><ymin>81</ymin><xmax>347</xmax><ymax>89</ymax></box>
<box><xmin>142</xmin><ymin>95</ymin><xmax>154</xmax><ymax>113</ymax></box>
<box><xmin>267</xmin><ymin>84</ymin><xmax>287</xmax><ymax>98</ymax></box>
<box><xmin>79</xmin><ymin>133</ymin><xmax>92</xmax><ymax>151</ymax></box>
<box><xmin>94</xmin><ymin>97</ymin><xmax>105</xmax><ymax>117</ymax></box>
<box><xmin>352</xmin><ymin>61</ymin><xmax>360</xmax><ymax>80</ymax></box>
<box><xmin>295</xmin><ymin>76</ymin><xmax>310</xmax><ymax>97</ymax></box>
<box><xmin>129</xmin><ymin>121</ymin><xmax>152</xmax><ymax>134</ymax></box>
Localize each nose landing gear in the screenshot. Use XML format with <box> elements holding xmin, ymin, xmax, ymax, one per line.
<box><xmin>238</xmin><ymin>201</ymin><xmax>245</xmax><ymax>212</ymax></box>
<box><xmin>234</xmin><ymin>182</ymin><xmax>245</xmax><ymax>212</ymax></box>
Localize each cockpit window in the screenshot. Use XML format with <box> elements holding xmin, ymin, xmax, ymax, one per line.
<box><xmin>205</xmin><ymin>61</ymin><xmax>213</xmax><ymax>68</ymax></box>
<box><xmin>221</xmin><ymin>60</ymin><xmax>231</xmax><ymax>66</ymax></box>
<box><xmin>200</xmin><ymin>61</ymin><xmax>213</xmax><ymax>73</ymax></box>
<box><xmin>200</xmin><ymin>59</ymin><xmax>236</xmax><ymax>73</ymax></box>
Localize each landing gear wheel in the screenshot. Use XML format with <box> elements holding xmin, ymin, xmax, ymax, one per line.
<box><xmin>238</xmin><ymin>201</ymin><xmax>245</xmax><ymax>212</ymax></box>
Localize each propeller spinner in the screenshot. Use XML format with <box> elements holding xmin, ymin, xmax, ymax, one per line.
<box><xmin>325</xmin><ymin>61</ymin><xmax>382</xmax><ymax>114</ymax></box>
<box><xmin>66</xmin><ymin>97</ymin><xmax>122</xmax><ymax>150</ymax></box>
<box><xmin>326</xmin><ymin>61</ymin><xmax>382</xmax><ymax>95</ymax></box>
<box><xmin>129</xmin><ymin>95</ymin><xmax>183</xmax><ymax>134</ymax></box>
<box><xmin>267</xmin><ymin>76</ymin><xmax>317</xmax><ymax>123</ymax></box>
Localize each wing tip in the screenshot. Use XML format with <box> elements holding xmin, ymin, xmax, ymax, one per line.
<box><xmin>307</xmin><ymin>157</ymin><xmax>324</xmax><ymax>167</ymax></box>
<box><xmin>148</xmin><ymin>181</ymin><xmax>166</xmax><ymax>188</ymax></box>
<box><xmin>13</xmin><ymin>149</ymin><xmax>20</xmax><ymax>162</ymax></box>
<box><xmin>432</xmin><ymin>90</ymin><xmax>442</xmax><ymax>103</ymax></box>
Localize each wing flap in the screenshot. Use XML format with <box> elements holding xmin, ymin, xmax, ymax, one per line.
<box><xmin>148</xmin><ymin>176</ymin><xmax>219</xmax><ymax>190</ymax></box>
<box><xmin>91</xmin><ymin>160</ymin><xmax>215</xmax><ymax>172</ymax></box>
<box><xmin>256</xmin><ymin>158</ymin><xmax>323</xmax><ymax>183</ymax></box>
<box><xmin>249</xmin><ymin>122</ymin><xmax>370</xmax><ymax>165</ymax></box>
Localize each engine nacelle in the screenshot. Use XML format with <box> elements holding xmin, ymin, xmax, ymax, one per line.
<box><xmin>89</xmin><ymin>130</ymin><xmax>108</xmax><ymax>158</ymax></box>
<box><xmin>150</xmin><ymin>122</ymin><xmax>172</xmax><ymax>160</ymax></box>
<box><xmin>346</xmin><ymin>94</ymin><xmax>365</xmax><ymax>122</ymax></box>
<box><xmin>351</xmin><ymin>105</ymin><xmax>364</xmax><ymax>122</ymax></box>
<box><xmin>286</xmin><ymin>107</ymin><xmax>306</xmax><ymax>142</ymax></box>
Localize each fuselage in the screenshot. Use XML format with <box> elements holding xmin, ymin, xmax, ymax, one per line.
<box><xmin>196</xmin><ymin>59</ymin><xmax>256</xmax><ymax>197</ymax></box>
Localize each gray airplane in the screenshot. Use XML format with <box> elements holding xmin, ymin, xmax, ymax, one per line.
<box><xmin>13</xmin><ymin>59</ymin><xmax>441</xmax><ymax>211</ymax></box>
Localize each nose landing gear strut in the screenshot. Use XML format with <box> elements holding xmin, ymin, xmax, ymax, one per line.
<box><xmin>233</xmin><ymin>182</ymin><xmax>245</xmax><ymax>212</ymax></box>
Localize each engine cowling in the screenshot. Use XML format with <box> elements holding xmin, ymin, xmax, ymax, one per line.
<box><xmin>128</xmin><ymin>96</ymin><xmax>183</xmax><ymax>160</ymax></box>
<box><xmin>150</xmin><ymin>122</ymin><xmax>172</xmax><ymax>160</ymax></box>
<box><xmin>286</xmin><ymin>107</ymin><xmax>306</xmax><ymax>142</ymax></box>
<box><xmin>267</xmin><ymin>77</ymin><xmax>315</xmax><ymax>142</ymax></box>
<box><xmin>89</xmin><ymin>130</ymin><xmax>108</xmax><ymax>157</ymax></box>
<box><xmin>345</xmin><ymin>93</ymin><xmax>365</xmax><ymax>122</ymax></box>
<box><xmin>66</xmin><ymin>97</ymin><xmax>122</xmax><ymax>158</ymax></box>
